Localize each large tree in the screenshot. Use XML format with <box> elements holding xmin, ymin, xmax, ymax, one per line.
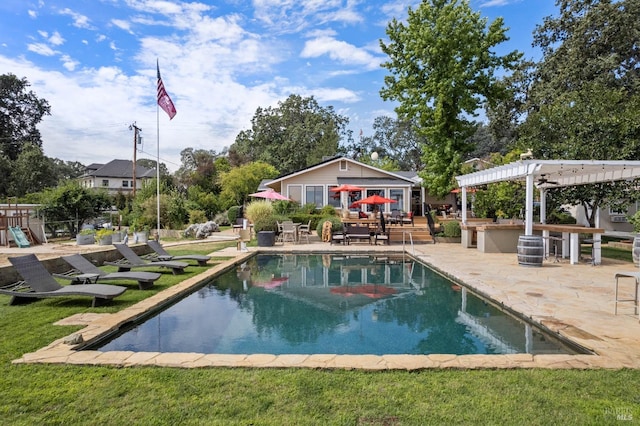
<box><xmin>517</xmin><ymin>0</ymin><xmax>640</xmax><ymax>225</ymax></box>
<box><xmin>218</xmin><ymin>162</ymin><xmax>279</xmax><ymax>209</ymax></box>
<box><xmin>174</xmin><ymin>148</ymin><xmax>225</xmax><ymax>194</ymax></box>
<box><xmin>0</xmin><ymin>74</ymin><xmax>50</xmax><ymax>161</ymax></box>
<box><xmin>342</xmin><ymin>116</ymin><xmax>425</xmax><ymax>171</ymax></box>
<box><xmin>229</xmin><ymin>95</ymin><xmax>349</xmax><ymax>175</ymax></box>
<box><xmin>380</xmin><ymin>0</ymin><xmax>522</xmax><ymax>197</ymax></box>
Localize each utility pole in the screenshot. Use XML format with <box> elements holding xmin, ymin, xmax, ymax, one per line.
<box><xmin>129</xmin><ymin>123</ymin><xmax>141</xmax><ymax>197</ymax></box>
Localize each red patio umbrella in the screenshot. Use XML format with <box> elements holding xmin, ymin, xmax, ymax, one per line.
<box><xmin>248</xmin><ymin>189</ymin><xmax>290</xmax><ymax>201</ymax></box>
<box><xmin>350</xmin><ymin>194</ymin><xmax>397</xmax><ymax>208</ymax></box>
<box><xmin>330</xmin><ymin>184</ymin><xmax>364</xmax><ymax>193</ymax></box>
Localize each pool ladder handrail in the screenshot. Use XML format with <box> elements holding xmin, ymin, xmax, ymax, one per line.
<box><xmin>402</xmin><ymin>230</ymin><xmax>415</xmax><ymax>257</ymax></box>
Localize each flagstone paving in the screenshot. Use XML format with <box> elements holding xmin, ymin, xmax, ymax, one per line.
<box><xmin>6</xmin><ymin>233</ymin><xmax>640</xmax><ymax>370</ymax></box>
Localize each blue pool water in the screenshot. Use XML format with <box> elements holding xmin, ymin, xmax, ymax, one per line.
<box><xmin>94</xmin><ymin>254</ymin><xmax>579</xmax><ymax>355</ymax></box>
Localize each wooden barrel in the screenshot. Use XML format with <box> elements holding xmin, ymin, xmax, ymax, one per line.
<box><xmin>517</xmin><ymin>235</ymin><xmax>544</xmax><ymax>267</ymax></box>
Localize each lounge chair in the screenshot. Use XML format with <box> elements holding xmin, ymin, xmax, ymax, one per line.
<box><xmin>56</xmin><ymin>254</ymin><xmax>161</xmax><ymax>290</ymax></box>
<box><xmin>0</xmin><ymin>254</ymin><xmax>126</xmax><ymax>307</ymax></box>
<box><xmin>105</xmin><ymin>243</ymin><xmax>188</xmax><ymax>275</ymax></box>
<box><xmin>145</xmin><ymin>241</ymin><xmax>210</xmax><ymax>266</ymax></box>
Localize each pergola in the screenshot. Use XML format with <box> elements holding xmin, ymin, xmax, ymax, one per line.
<box><xmin>455</xmin><ymin>160</ymin><xmax>640</xmax><ymax>235</ymax></box>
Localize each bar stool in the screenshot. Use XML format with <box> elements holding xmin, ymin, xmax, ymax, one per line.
<box><xmin>545</xmin><ymin>235</ymin><xmax>563</xmax><ymax>262</ymax></box>
<box><xmin>614</xmin><ymin>272</ymin><xmax>640</xmax><ymax>320</ymax></box>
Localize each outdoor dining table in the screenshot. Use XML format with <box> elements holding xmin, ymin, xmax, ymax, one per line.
<box><xmin>533</xmin><ymin>224</ymin><xmax>605</xmax><ymax>265</ymax></box>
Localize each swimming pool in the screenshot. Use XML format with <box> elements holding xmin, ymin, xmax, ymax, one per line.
<box><xmin>91</xmin><ymin>254</ymin><xmax>582</xmax><ymax>356</ymax></box>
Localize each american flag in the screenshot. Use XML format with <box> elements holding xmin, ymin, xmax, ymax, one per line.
<box><xmin>157</xmin><ymin>62</ymin><xmax>176</xmax><ymax>120</ymax></box>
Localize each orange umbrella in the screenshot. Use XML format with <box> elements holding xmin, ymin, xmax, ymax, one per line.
<box><xmin>330</xmin><ymin>184</ymin><xmax>364</xmax><ymax>193</ymax></box>
<box><xmin>350</xmin><ymin>194</ymin><xmax>397</xmax><ymax>207</ymax></box>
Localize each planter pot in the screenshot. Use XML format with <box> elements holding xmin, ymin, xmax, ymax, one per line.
<box><xmin>76</xmin><ymin>234</ymin><xmax>95</xmax><ymax>245</ymax></box>
<box><xmin>257</xmin><ymin>231</ymin><xmax>275</xmax><ymax>247</ymax></box>
<box><xmin>97</xmin><ymin>235</ymin><xmax>113</xmax><ymax>246</ymax></box>
<box><xmin>134</xmin><ymin>231</ymin><xmax>148</xmax><ymax>244</ymax></box>
<box><xmin>633</xmin><ymin>235</ymin><xmax>640</xmax><ymax>266</ymax></box>
<box><xmin>112</xmin><ymin>231</ymin><xmax>122</xmax><ymax>243</ymax></box>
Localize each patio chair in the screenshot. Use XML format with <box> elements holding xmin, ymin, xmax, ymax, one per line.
<box><xmin>281</xmin><ymin>221</ymin><xmax>297</xmax><ymax>243</ymax></box>
<box><xmin>56</xmin><ymin>254</ymin><xmax>161</xmax><ymax>290</ymax></box>
<box><xmin>0</xmin><ymin>254</ymin><xmax>126</xmax><ymax>307</ymax></box>
<box><xmin>389</xmin><ymin>210</ymin><xmax>402</xmax><ymax>225</ymax></box>
<box><xmin>145</xmin><ymin>240</ymin><xmax>211</xmax><ymax>266</ymax></box>
<box><xmin>298</xmin><ymin>220</ymin><xmax>312</xmax><ymax>244</ymax></box>
<box><xmin>105</xmin><ymin>243</ymin><xmax>188</xmax><ymax>275</ymax></box>
<box><xmin>232</xmin><ymin>218</ymin><xmax>244</xmax><ymax>233</ymax></box>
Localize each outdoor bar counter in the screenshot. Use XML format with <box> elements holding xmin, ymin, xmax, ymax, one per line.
<box><xmin>469</xmin><ymin>222</ymin><xmax>604</xmax><ymax>265</ymax></box>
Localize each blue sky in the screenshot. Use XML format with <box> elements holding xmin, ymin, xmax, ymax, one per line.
<box><xmin>0</xmin><ymin>0</ymin><xmax>557</xmax><ymax>172</ymax></box>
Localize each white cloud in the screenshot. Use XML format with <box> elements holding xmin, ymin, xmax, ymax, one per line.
<box><xmin>478</xmin><ymin>0</ymin><xmax>521</xmax><ymax>7</ymax></box>
<box><xmin>111</xmin><ymin>19</ymin><xmax>134</xmax><ymax>34</ymax></box>
<box><xmin>49</xmin><ymin>31</ymin><xmax>65</xmax><ymax>46</ymax></box>
<box><xmin>60</xmin><ymin>55</ymin><xmax>79</xmax><ymax>71</ymax></box>
<box><xmin>301</xmin><ymin>36</ymin><xmax>382</xmax><ymax>70</ymax></box>
<box><xmin>28</xmin><ymin>10</ymin><xmax>37</xmax><ymax>19</ymax></box>
<box><xmin>27</xmin><ymin>43</ymin><xmax>57</xmax><ymax>56</ymax></box>
<box><xmin>59</xmin><ymin>8</ymin><xmax>94</xmax><ymax>30</ymax></box>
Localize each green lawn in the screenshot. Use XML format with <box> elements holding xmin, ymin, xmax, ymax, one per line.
<box><xmin>0</xmin><ymin>241</ymin><xmax>638</xmax><ymax>425</ymax></box>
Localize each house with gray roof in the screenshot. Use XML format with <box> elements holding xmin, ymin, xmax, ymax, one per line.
<box><xmin>79</xmin><ymin>159</ymin><xmax>155</xmax><ymax>195</ymax></box>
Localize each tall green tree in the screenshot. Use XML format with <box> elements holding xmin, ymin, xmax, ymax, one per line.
<box><xmin>518</xmin><ymin>0</ymin><xmax>640</xmax><ymax>225</ymax></box>
<box><xmin>229</xmin><ymin>95</ymin><xmax>349</xmax><ymax>174</ymax></box>
<box><xmin>380</xmin><ymin>0</ymin><xmax>522</xmax><ymax>197</ymax></box>
<box><xmin>9</xmin><ymin>142</ymin><xmax>56</xmax><ymax>196</ymax></box>
<box><xmin>218</xmin><ymin>162</ymin><xmax>279</xmax><ymax>209</ymax></box>
<box><xmin>0</xmin><ymin>74</ymin><xmax>50</xmax><ymax>161</ymax></box>
<box><xmin>174</xmin><ymin>148</ymin><xmax>224</xmax><ymax>194</ymax></box>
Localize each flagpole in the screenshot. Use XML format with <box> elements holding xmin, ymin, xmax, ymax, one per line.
<box><xmin>156</xmin><ymin>60</ymin><xmax>161</xmax><ymax>239</ymax></box>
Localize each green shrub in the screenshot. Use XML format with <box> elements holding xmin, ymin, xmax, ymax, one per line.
<box><xmin>246</xmin><ymin>200</ymin><xmax>274</xmax><ymax>225</ymax></box>
<box><xmin>315</xmin><ymin>216</ymin><xmax>344</xmax><ymax>236</ymax></box>
<box><xmin>253</xmin><ymin>215</ymin><xmax>279</xmax><ymax>233</ymax></box>
<box><xmin>79</xmin><ymin>228</ymin><xmax>96</xmax><ymax>235</ymax></box>
<box><xmin>442</xmin><ymin>221</ymin><xmax>461</xmax><ymax>237</ymax></box>
<box><xmin>319</xmin><ymin>205</ymin><xmax>338</xmax><ymax>217</ymax></box>
<box><xmin>300</xmin><ymin>203</ymin><xmax>317</xmax><ymax>214</ymax></box>
<box><xmin>227</xmin><ymin>205</ymin><xmax>241</xmax><ymax>223</ymax></box>
<box><xmin>188</xmin><ymin>209</ymin><xmax>208</xmax><ymax>224</ymax></box>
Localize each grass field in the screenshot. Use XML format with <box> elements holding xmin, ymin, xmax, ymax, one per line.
<box><xmin>1</xmin><ymin>241</ymin><xmax>638</xmax><ymax>425</ymax></box>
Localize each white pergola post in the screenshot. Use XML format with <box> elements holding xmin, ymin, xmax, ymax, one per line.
<box><xmin>461</xmin><ymin>188</ymin><xmax>468</xmax><ymax>224</ymax></box>
<box><xmin>525</xmin><ymin>173</ymin><xmax>534</xmax><ymax>235</ymax></box>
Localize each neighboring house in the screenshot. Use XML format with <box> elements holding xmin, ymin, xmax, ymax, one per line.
<box><xmin>262</xmin><ymin>155</ymin><xmax>455</xmax><ymax>216</ymax></box>
<box><xmin>79</xmin><ymin>160</ymin><xmax>155</xmax><ymax>195</ymax></box>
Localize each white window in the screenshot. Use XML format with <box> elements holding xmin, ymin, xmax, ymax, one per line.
<box><xmin>339</xmin><ymin>160</ymin><xmax>348</xmax><ymax>171</ymax></box>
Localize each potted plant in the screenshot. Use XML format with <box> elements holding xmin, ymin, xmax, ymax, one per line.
<box><xmin>95</xmin><ymin>228</ymin><xmax>115</xmax><ymax>246</ymax></box>
<box><xmin>76</xmin><ymin>228</ymin><xmax>96</xmax><ymax>245</ymax></box>
<box><xmin>437</xmin><ymin>220</ymin><xmax>462</xmax><ymax>243</ymax></box>
<box><xmin>254</xmin><ymin>215</ymin><xmax>278</xmax><ymax>247</ymax></box>
<box><xmin>130</xmin><ymin>220</ymin><xmax>149</xmax><ymax>244</ymax></box>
